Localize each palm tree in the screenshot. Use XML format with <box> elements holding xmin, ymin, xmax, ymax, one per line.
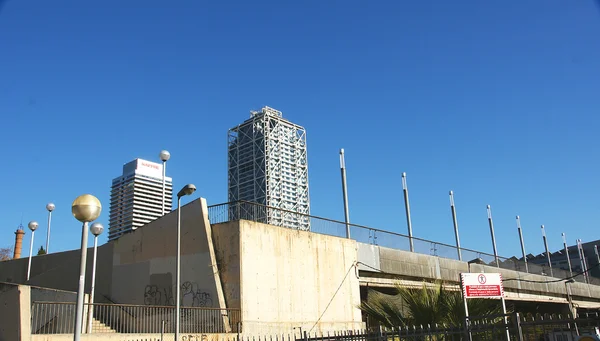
<box><xmin>360</xmin><ymin>281</ymin><xmax>506</xmax><ymax>329</ymax></box>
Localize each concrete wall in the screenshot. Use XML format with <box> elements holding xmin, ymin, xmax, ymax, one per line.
<box><xmin>110</xmin><ymin>198</ymin><xmax>226</xmax><ymax>310</ymax></box>
<box><xmin>0</xmin><ymin>283</ymin><xmax>21</xmax><ymax>341</ymax></box>
<box><xmin>212</xmin><ymin>221</ymin><xmax>241</xmax><ymax>310</ymax></box>
<box><xmin>235</xmin><ymin>220</ymin><xmax>362</xmax><ymax>334</ymax></box>
<box><xmin>0</xmin><ymin>241</ymin><xmax>114</xmax><ymax>299</ymax></box>
<box><xmin>359</xmin><ymin>244</ymin><xmax>600</xmax><ymax>309</ymax></box>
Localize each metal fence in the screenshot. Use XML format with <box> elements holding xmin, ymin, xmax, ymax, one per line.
<box><xmin>208</xmin><ymin>201</ymin><xmax>600</xmax><ymax>285</ymax></box>
<box><xmin>31</xmin><ymin>301</ymin><xmax>241</xmax><ymax>335</ymax></box>
<box><xmin>288</xmin><ymin>313</ymin><xmax>600</xmax><ymax>341</ymax></box>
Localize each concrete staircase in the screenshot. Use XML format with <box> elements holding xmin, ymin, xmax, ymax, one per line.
<box><xmin>91</xmin><ymin>318</ymin><xmax>117</xmax><ymax>333</ymax></box>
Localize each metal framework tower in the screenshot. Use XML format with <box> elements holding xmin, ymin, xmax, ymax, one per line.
<box><xmin>228</xmin><ymin>106</ymin><xmax>310</xmax><ymax>230</ymax></box>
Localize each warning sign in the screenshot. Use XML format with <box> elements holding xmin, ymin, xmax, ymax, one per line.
<box><xmin>461</xmin><ymin>273</ymin><xmax>504</xmax><ymax>298</ymax></box>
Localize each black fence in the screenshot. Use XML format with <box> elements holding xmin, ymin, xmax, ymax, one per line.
<box><xmin>283</xmin><ymin>313</ymin><xmax>600</xmax><ymax>341</ymax></box>
<box><xmin>208</xmin><ymin>201</ymin><xmax>599</xmax><ymax>285</ymax></box>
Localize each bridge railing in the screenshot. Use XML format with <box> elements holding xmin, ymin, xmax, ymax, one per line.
<box><xmin>208</xmin><ymin>201</ymin><xmax>599</xmax><ymax>284</ymax></box>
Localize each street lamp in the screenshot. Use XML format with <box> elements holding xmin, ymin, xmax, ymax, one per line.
<box><xmin>175</xmin><ymin>184</ymin><xmax>196</xmax><ymax>341</ymax></box>
<box><xmin>86</xmin><ymin>222</ymin><xmax>104</xmax><ymax>333</ymax></box>
<box><xmin>45</xmin><ymin>203</ymin><xmax>55</xmax><ymax>253</ymax></box>
<box><xmin>26</xmin><ymin>221</ymin><xmax>39</xmax><ymax>281</ymax></box>
<box><xmin>71</xmin><ymin>194</ymin><xmax>102</xmax><ymax>341</ymax></box>
<box><xmin>159</xmin><ymin>150</ymin><xmax>171</xmax><ymax>216</ymax></box>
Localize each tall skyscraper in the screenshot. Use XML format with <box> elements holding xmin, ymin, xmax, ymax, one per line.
<box><xmin>108</xmin><ymin>158</ymin><xmax>173</xmax><ymax>241</ymax></box>
<box><xmin>228</xmin><ymin>106</ymin><xmax>310</xmax><ymax>230</ymax></box>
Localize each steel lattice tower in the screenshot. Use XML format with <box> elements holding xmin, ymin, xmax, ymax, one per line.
<box><xmin>228</xmin><ymin>106</ymin><xmax>310</xmax><ymax>230</ymax></box>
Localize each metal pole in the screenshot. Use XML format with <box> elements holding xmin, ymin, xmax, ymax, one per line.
<box><xmin>541</xmin><ymin>225</ymin><xmax>553</xmax><ymax>277</ymax></box>
<box><xmin>162</xmin><ymin>160</ymin><xmax>167</xmax><ymax>215</ymax></box>
<box><xmin>449</xmin><ymin>191</ymin><xmax>462</xmax><ymax>261</ymax></box>
<box><xmin>339</xmin><ymin>149</ymin><xmax>351</xmax><ymax>239</ymax></box>
<box><xmin>487</xmin><ymin>205</ymin><xmax>499</xmax><ymax>267</ymax></box>
<box><xmin>46</xmin><ymin>210</ymin><xmax>52</xmax><ymax>253</ymax></box>
<box><xmin>460</xmin><ymin>274</ymin><xmax>472</xmax><ymax>341</ymax></box>
<box><xmin>27</xmin><ymin>230</ymin><xmax>35</xmax><ymax>281</ymax></box>
<box><xmin>402</xmin><ymin>172</ymin><xmax>414</xmax><ymax>252</ymax></box>
<box><xmin>565</xmin><ymin>282</ymin><xmax>574</xmax><ymax>316</ymax></box>
<box><xmin>563</xmin><ymin>233</ymin><xmax>573</xmax><ymax>277</ymax></box>
<box><xmin>175</xmin><ymin>197</ymin><xmax>181</xmax><ymax>341</ymax></box>
<box><xmin>87</xmin><ymin>235</ymin><xmax>99</xmax><ymax>333</ymax></box>
<box><xmin>580</xmin><ymin>239</ymin><xmax>590</xmax><ymax>283</ymax></box>
<box><xmin>74</xmin><ymin>222</ymin><xmax>89</xmax><ymax>341</ymax></box>
<box><xmin>501</xmin><ymin>296</ymin><xmax>510</xmax><ymax>341</ymax></box>
<box><xmin>595</xmin><ymin>245</ymin><xmax>600</xmax><ymax>268</ymax></box>
<box><xmin>577</xmin><ymin>239</ymin><xmax>588</xmax><ymax>284</ymax></box>
<box><xmin>565</xmin><ymin>281</ymin><xmax>579</xmax><ymax>334</ymax></box>
<box><xmin>516</xmin><ymin>216</ymin><xmax>528</xmax><ymax>273</ymax></box>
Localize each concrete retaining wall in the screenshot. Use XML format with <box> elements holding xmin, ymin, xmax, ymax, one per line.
<box><xmin>111</xmin><ymin>198</ymin><xmax>226</xmax><ymax>311</ymax></box>
<box><xmin>0</xmin><ymin>283</ymin><xmax>21</xmax><ymax>341</ymax></box>
<box><xmin>359</xmin><ymin>243</ymin><xmax>600</xmax><ymax>308</ymax></box>
<box><xmin>235</xmin><ymin>220</ymin><xmax>362</xmax><ymax>334</ymax></box>
<box><xmin>0</xmin><ymin>244</ymin><xmax>113</xmax><ymax>299</ymax></box>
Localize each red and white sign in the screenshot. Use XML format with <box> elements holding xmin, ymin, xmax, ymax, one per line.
<box><xmin>461</xmin><ymin>273</ymin><xmax>504</xmax><ymax>298</ymax></box>
<box><xmin>135</xmin><ymin>159</ymin><xmax>163</xmax><ymax>178</ymax></box>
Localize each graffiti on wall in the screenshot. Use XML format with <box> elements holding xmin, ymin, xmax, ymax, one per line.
<box><xmin>143</xmin><ymin>277</ymin><xmax>213</xmax><ymax>307</ymax></box>
<box><xmin>143</xmin><ymin>273</ymin><xmax>175</xmax><ymax>305</ymax></box>
<box><xmin>181</xmin><ymin>281</ymin><xmax>213</xmax><ymax>307</ymax></box>
<box><xmin>143</xmin><ymin>285</ymin><xmax>174</xmax><ymax>306</ymax></box>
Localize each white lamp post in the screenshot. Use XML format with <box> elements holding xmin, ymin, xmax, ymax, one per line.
<box><xmin>45</xmin><ymin>203</ymin><xmax>55</xmax><ymax>253</ymax></box>
<box><xmin>86</xmin><ymin>222</ymin><xmax>104</xmax><ymax>333</ymax></box>
<box><xmin>71</xmin><ymin>194</ymin><xmax>102</xmax><ymax>341</ymax></box>
<box><xmin>26</xmin><ymin>221</ymin><xmax>39</xmax><ymax>281</ymax></box>
<box><xmin>159</xmin><ymin>150</ymin><xmax>171</xmax><ymax>216</ymax></box>
<box><xmin>175</xmin><ymin>184</ymin><xmax>196</xmax><ymax>341</ymax></box>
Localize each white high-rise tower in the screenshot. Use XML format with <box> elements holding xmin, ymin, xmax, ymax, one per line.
<box><xmin>228</xmin><ymin>106</ymin><xmax>310</xmax><ymax>230</ymax></box>
<box><xmin>108</xmin><ymin>159</ymin><xmax>173</xmax><ymax>241</ymax></box>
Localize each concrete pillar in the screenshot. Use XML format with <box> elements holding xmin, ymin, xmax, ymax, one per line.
<box><xmin>18</xmin><ymin>285</ymin><xmax>31</xmax><ymax>340</ymax></box>
<box><xmin>13</xmin><ymin>229</ymin><xmax>25</xmax><ymax>259</ymax></box>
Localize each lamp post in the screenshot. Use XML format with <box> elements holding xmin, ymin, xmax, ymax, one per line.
<box><xmin>449</xmin><ymin>191</ymin><xmax>462</xmax><ymax>261</ymax></box>
<box><xmin>71</xmin><ymin>194</ymin><xmax>102</xmax><ymax>341</ymax></box>
<box><xmin>339</xmin><ymin>149</ymin><xmax>350</xmax><ymax>239</ymax></box>
<box><xmin>402</xmin><ymin>172</ymin><xmax>414</xmax><ymax>252</ymax></box>
<box><xmin>45</xmin><ymin>203</ymin><xmax>55</xmax><ymax>253</ymax></box>
<box><xmin>86</xmin><ymin>222</ymin><xmax>104</xmax><ymax>333</ymax></box>
<box><xmin>486</xmin><ymin>205</ymin><xmax>499</xmax><ymax>267</ymax></box>
<box><xmin>516</xmin><ymin>216</ymin><xmax>528</xmax><ymax>273</ymax></box>
<box><xmin>26</xmin><ymin>221</ymin><xmax>39</xmax><ymax>281</ymax></box>
<box><xmin>175</xmin><ymin>184</ymin><xmax>196</xmax><ymax>341</ymax></box>
<box><xmin>541</xmin><ymin>225</ymin><xmax>553</xmax><ymax>277</ymax></box>
<box><xmin>159</xmin><ymin>150</ymin><xmax>171</xmax><ymax>216</ymax></box>
<box><xmin>562</xmin><ymin>233</ymin><xmax>573</xmax><ymax>277</ymax></box>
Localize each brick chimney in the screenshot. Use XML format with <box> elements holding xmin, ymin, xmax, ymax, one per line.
<box><xmin>13</xmin><ymin>225</ymin><xmax>25</xmax><ymax>259</ymax></box>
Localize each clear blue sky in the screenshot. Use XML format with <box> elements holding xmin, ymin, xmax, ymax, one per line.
<box><xmin>1</xmin><ymin>1</ymin><xmax>599</xmax><ymax>260</ymax></box>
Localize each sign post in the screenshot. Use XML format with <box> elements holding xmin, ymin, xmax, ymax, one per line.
<box><xmin>461</xmin><ymin>273</ymin><xmax>510</xmax><ymax>341</ymax></box>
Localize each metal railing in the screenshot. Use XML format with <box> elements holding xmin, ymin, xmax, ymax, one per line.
<box><xmin>208</xmin><ymin>201</ymin><xmax>600</xmax><ymax>284</ymax></box>
<box><xmin>31</xmin><ymin>301</ymin><xmax>241</xmax><ymax>334</ymax></box>
<box><xmin>291</xmin><ymin>313</ymin><xmax>600</xmax><ymax>341</ymax></box>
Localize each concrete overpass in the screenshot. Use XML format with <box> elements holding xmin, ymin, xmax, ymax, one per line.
<box><xmin>356</xmin><ymin>242</ymin><xmax>600</xmax><ymax>313</ymax></box>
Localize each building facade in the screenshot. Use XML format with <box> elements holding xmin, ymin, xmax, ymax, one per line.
<box><xmin>108</xmin><ymin>158</ymin><xmax>173</xmax><ymax>241</ymax></box>
<box><xmin>228</xmin><ymin>106</ymin><xmax>310</xmax><ymax>230</ymax></box>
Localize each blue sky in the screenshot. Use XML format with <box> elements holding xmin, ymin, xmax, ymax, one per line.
<box><xmin>1</xmin><ymin>1</ymin><xmax>599</xmax><ymax>260</ymax></box>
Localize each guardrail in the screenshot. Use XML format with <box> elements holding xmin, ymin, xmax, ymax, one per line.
<box><xmin>31</xmin><ymin>301</ymin><xmax>241</xmax><ymax>334</ymax></box>
<box><xmin>208</xmin><ymin>201</ymin><xmax>600</xmax><ymax>285</ymax></box>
